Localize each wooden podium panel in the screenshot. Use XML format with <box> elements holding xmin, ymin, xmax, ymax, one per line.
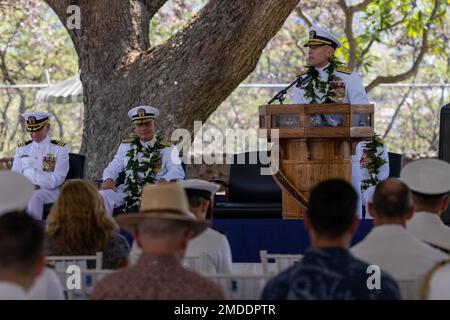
<box><xmin>259</xmin><ymin>104</ymin><xmax>374</xmax><ymax>219</ymax></box>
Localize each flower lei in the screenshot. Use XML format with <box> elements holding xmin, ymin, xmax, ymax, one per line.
<box><xmin>122</xmin><ymin>134</ymin><xmax>165</xmax><ymax>213</ymax></box>
<box><xmin>360</xmin><ymin>133</ymin><xmax>387</xmax><ymax>193</ymax></box>
<box><xmin>303</xmin><ymin>57</ymin><xmax>344</xmax><ymax>104</ymax></box>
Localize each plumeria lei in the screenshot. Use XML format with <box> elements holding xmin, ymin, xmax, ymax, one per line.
<box><xmin>303</xmin><ymin>56</ymin><xmax>344</xmax><ymax>104</ymax></box>
<box><xmin>122</xmin><ymin>134</ymin><xmax>165</xmax><ymax>213</ymax></box>
<box><xmin>360</xmin><ymin>133</ymin><xmax>387</xmax><ymax>193</ymax></box>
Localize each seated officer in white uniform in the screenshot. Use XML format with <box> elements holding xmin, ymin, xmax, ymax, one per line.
<box><xmin>292</xmin><ymin>25</ymin><xmax>369</xmax><ymax>127</ymax></box>
<box><xmin>401</xmin><ymin>159</ymin><xmax>450</xmax><ymax>254</ymax></box>
<box><xmin>351</xmin><ymin>178</ymin><xmax>447</xmax><ymax>281</ymax></box>
<box><xmin>11</xmin><ymin>112</ymin><xmax>70</xmax><ymax>220</ymax></box>
<box><xmin>100</xmin><ymin>106</ymin><xmax>185</xmax><ymax>214</ymax></box>
<box><xmin>180</xmin><ymin>179</ymin><xmax>233</xmax><ymax>274</ymax></box>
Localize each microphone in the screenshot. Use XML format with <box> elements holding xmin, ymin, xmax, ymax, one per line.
<box><xmin>267</xmin><ymin>68</ymin><xmax>317</xmax><ymax>104</ymax></box>
<box><xmin>295</xmin><ymin>69</ymin><xmax>317</xmax><ymax>88</ymax></box>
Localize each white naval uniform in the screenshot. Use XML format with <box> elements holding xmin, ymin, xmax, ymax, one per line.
<box><xmin>185</xmin><ymin>228</ymin><xmax>233</xmax><ymax>274</ymax></box>
<box><xmin>292</xmin><ymin>64</ymin><xmax>369</xmax><ymax>106</ymax></box>
<box><xmin>407</xmin><ymin>211</ymin><xmax>450</xmax><ymax>253</ymax></box>
<box><xmin>353</xmin><ymin>140</ymin><xmax>390</xmax><ymax>219</ymax></box>
<box><xmin>351</xmin><ymin>225</ymin><xmax>448</xmax><ymax>281</ymax></box>
<box><xmin>27</xmin><ymin>267</ymin><xmax>65</xmax><ymax>300</ymax></box>
<box><xmin>427</xmin><ymin>262</ymin><xmax>450</xmax><ymax>300</ymax></box>
<box><xmin>11</xmin><ymin>136</ymin><xmax>70</xmax><ymax>220</ymax></box>
<box><xmin>100</xmin><ymin>137</ymin><xmax>185</xmax><ymax>214</ymax></box>
<box><xmin>0</xmin><ymin>281</ymin><xmax>28</xmax><ymax>300</ymax></box>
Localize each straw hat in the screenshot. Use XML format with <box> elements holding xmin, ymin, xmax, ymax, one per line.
<box><xmin>115</xmin><ymin>183</ymin><xmax>208</xmax><ymax>237</ymax></box>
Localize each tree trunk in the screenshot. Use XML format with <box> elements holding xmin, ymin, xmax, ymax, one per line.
<box><xmin>44</xmin><ymin>0</ymin><xmax>300</xmax><ymax>178</ymax></box>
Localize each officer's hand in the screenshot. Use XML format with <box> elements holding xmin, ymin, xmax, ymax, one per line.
<box><xmin>101</xmin><ymin>178</ymin><xmax>116</xmax><ymax>191</ymax></box>
<box><xmin>157</xmin><ymin>178</ymin><xmax>168</xmax><ymax>184</ymax></box>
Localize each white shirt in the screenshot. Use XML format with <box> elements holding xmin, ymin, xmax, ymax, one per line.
<box><xmin>102</xmin><ymin>137</ymin><xmax>184</xmax><ymax>188</ymax></box>
<box><xmin>292</xmin><ymin>64</ymin><xmax>369</xmax><ymax>105</ymax></box>
<box><xmin>0</xmin><ymin>281</ymin><xmax>28</xmax><ymax>300</ymax></box>
<box><xmin>351</xmin><ymin>224</ymin><xmax>448</xmax><ymax>280</ymax></box>
<box><xmin>185</xmin><ymin>228</ymin><xmax>233</xmax><ymax>274</ymax></box>
<box><xmin>11</xmin><ymin>136</ymin><xmax>70</xmax><ymax>190</ymax></box>
<box><xmin>407</xmin><ymin>211</ymin><xmax>450</xmax><ymax>253</ymax></box>
<box><xmin>129</xmin><ymin>227</ymin><xmax>233</xmax><ymax>274</ymax></box>
<box><xmin>27</xmin><ymin>267</ymin><xmax>65</xmax><ymax>300</ymax></box>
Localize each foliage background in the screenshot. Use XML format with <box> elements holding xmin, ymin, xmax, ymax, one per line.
<box><xmin>0</xmin><ymin>0</ymin><xmax>448</xmax><ymax>158</ymax></box>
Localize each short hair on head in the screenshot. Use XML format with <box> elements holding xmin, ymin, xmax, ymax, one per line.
<box><xmin>307</xmin><ymin>179</ymin><xmax>357</xmax><ymax>238</ymax></box>
<box><xmin>412</xmin><ymin>191</ymin><xmax>448</xmax><ymax>209</ymax></box>
<box><xmin>0</xmin><ymin>211</ymin><xmax>44</xmax><ymax>274</ymax></box>
<box><xmin>372</xmin><ymin>178</ymin><xmax>412</xmax><ymax>219</ymax></box>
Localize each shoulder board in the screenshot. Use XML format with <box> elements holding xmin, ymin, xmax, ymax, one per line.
<box><xmin>50</xmin><ymin>140</ymin><xmax>66</xmax><ymax>147</ymax></box>
<box><xmin>336</xmin><ymin>66</ymin><xmax>353</xmax><ymax>75</ymax></box>
<box><xmin>121</xmin><ymin>137</ymin><xmax>134</xmax><ymax>144</ymax></box>
<box><xmin>17</xmin><ymin>140</ymin><xmax>32</xmax><ymax>148</ymax></box>
<box><xmin>122</xmin><ymin>135</ymin><xmax>138</xmax><ymax>144</ymax></box>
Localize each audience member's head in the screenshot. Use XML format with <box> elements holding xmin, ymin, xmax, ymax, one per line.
<box><xmin>0</xmin><ymin>170</ymin><xmax>34</xmax><ymax>215</ymax></box>
<box><xmin>46</xmin><ymin>179</ymin><xmax>118</xmax><ymax>255</ymax></box>
<box><xmin>0</xmin><ymin>211</ymin><xmax>45</xmax><ymax>290</ymax></box>
<box><xmin>178</xmin><ymin>179</ymin><xmax>220</xmax><ymax>221</ymax></box>
<box><xmin>117</xmin><ymin>183</ymin><xmax>208</xmax><ymax>258</ymax></box>
<box><xmin>306</xmin><ymin>179</ymin><xmax>358</xmax><ymax>247</ymax></box>
<box><xmin>369</xmin><ymin>178</ymin><xmax>414</xmax><ymax>225</ymax></box>
<box><xmin>400</xmin><ymin>159</ymin><xmax>450</xmax><ymax>215</ymax></box>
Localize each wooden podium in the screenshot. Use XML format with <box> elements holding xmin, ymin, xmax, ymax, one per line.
<box><xmin>259</xmin><ymin>104</ymin><xmax>374</xmax><ymax>219</ymax></box>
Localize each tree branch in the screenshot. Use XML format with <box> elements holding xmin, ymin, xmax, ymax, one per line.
<box><xmin>352</xmin><ymin>0</ymin><xmax>374</xmax><ymax>12</ymax></box>
<box><xmin>44</xmin><ymin>0</ymin><xmax>153</xmax><ymax>75</ymax></box>
<box><xmin>135</xmin><ymin>0</ymin><xmax>300</xmax><ymax>133</ymax></box>
<box><xmin>142</xmin><ymin>0</ymin><xmax>168</xmax><ymax>20</ymax></box>
<box><xmin>382</xmin><ymin>85</ymin><xmax>414</xmax><ymax>139</ymax></box>
<box><xmin>365</xmin><ymin>0</ymin><xmax>441</xmax><ymax>93</ymax></box>
<box><xmin>338</xmin><ymin>0</ymin><xmax>357</xmax><ymax>69</ymax></box>
<box><xmin>294</xmin><ymin>6</ymin><xmax>312</xmax><ymax>27</ymax></box>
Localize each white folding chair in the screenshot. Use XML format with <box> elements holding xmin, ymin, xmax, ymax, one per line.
<box><xmin>129</xmin><ymin>251</ymin><xmax>208</xmax><ymax>273</ymax></box>
<box><xmin>182</xmin><ymin>252</ymin><xmax>208</xmax><ymax>273</ymax></box>
<box><xmin>55</xmin><ymin>268</ymin><xmax>114</xmax><ymax>300</ymax></box>
<box><xmin>46</xmin><ymin>252</ymin><xmax>103</xmax><ymax>271</ymax></box>
<box><xmin>259</xmin><ymin>250</ymin><xmax>303</xmax><ymax>275</ymax></box>
<box><xmin>205</xmin><ymin>273</ymin><xmax>272</xmax><ymax>300</ymax></box>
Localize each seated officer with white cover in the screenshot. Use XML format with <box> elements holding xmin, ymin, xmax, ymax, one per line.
<box><xmin>11</xmin><ymin>112</ymin><xmax>69</xmax><ymax>220</ymax></box>
<box><xmin>100</xmin><ymin>106</ymin><xmax>185</xmax><ymax>214</ymax></box>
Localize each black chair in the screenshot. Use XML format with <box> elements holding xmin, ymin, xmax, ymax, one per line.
<box><xmin>212</xmin><ymin>152</ymin><xmax>282</xmax><ymax>219</ymax></box>
<box><xmin>42</xmin><ymin>153</ymin><xmax>86</xmax><ymax>220</ymax></box>
<box><xmin>388</xmin><ymin>152</ymin><xmax>404</xmax><ymax>178</ymax></box>
<box><xmin>66</xmin><ymin>153</ymin><xmax>86</xmax><ymax>179</ymax></box>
